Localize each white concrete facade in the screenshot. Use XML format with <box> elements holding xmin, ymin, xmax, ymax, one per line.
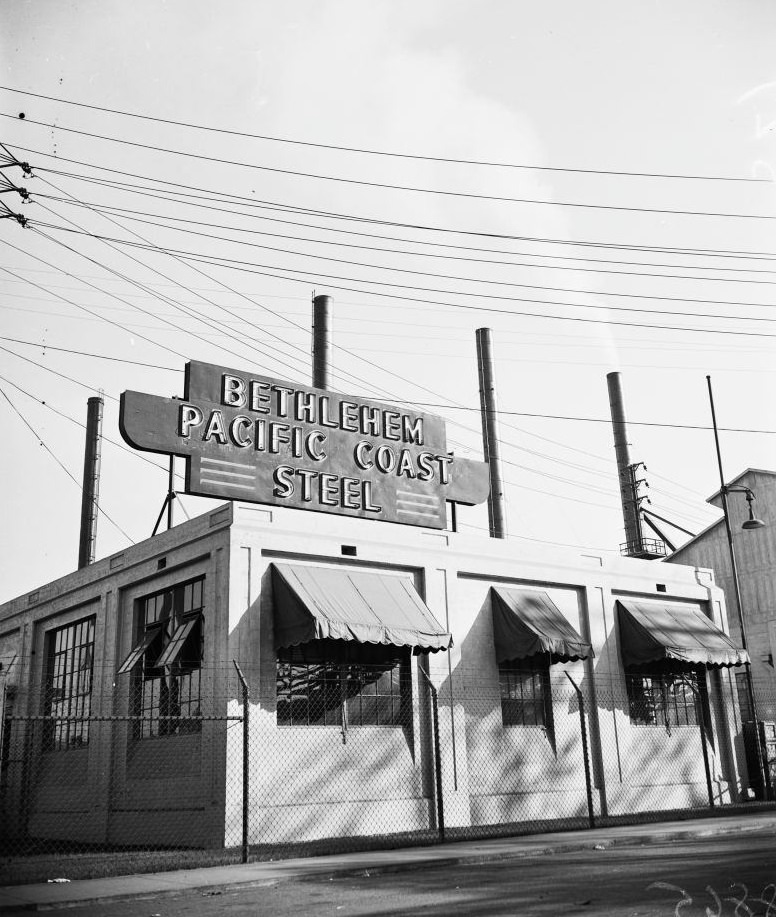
<box><xmin>0</xmin><ymin>501</ymin><xmax>746</xmax><ymax>849</ymax></box>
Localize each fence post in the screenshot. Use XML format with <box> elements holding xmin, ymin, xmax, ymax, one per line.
<box><xmin>232</xmin><ymin>660</ymin><xmax>250</xmax><ymax>864</ymax></box>
<box><xmin>565</xmin><ymin>673</ymin><xmax>595</xmax><ymax>829</ymax></box>
<box><xmin>419</xmin><ymin>668</ymin><xmax>444</xmax><ymax>842</ymax></box>
<box><xmin>696</xmin><ymin>686</ymin><xmax>715</xmax><ymax>809</ymax></box>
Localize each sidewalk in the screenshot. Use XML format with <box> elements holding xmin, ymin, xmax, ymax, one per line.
<box><xmin>2</xmin><ymin>812</ymin><xmax>776</xmax><ymax>912</ymax></box>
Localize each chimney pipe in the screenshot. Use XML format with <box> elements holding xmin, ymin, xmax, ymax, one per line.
<box><xmin>476</xmin><ymin>328</ymin><xmax>507</xmax><ymax>539</ymax></box>
<box><xmin>78</xmin><ymin>395</ymin><xmax>103</xmax><ymax>568</ymax></box>
<box><xmin>606</xmin><ymin>372</ymin><xmax>643</xmax><ymax>552</ymax></box>
<box><xmin>312</xmin><ymin>294</ymin><xmax>332</xmax><ymax>389</ymax></box>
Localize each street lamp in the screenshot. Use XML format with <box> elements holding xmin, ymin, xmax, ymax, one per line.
<box><xmin>707</xmin><ymin>376</ymin><xmax>770</xmax><ymax>800</ymax></box>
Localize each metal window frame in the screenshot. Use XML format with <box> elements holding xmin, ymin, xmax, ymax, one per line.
<box><xmin>499</xmin><ymin>657</ymin><xmax>551</xmax><ymax>729</ymax></box>
<box><xmin>276</xmin><ymin>650</ymin><xmax>409</xmax><ymax>729</ymax></box>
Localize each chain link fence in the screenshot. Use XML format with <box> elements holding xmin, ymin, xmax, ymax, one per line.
<box><xmin>2</xmin><ymin>661</ymin><xmax>775</xmax><ymax>885</ymax></box>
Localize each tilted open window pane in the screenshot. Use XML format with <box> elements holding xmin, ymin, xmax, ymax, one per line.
<box><xmin>155</xmin><ymin>617</ymin><xmax>200</xmax><ymax>668</ymax></box>
<box><xmin>117</xmin><ymin>629</ymin><xmax>159</xmax><ymax>675</ymax></box>
<box><xmin>122</xmin><ymin>577</ymin><xmax>205</xmax><ymax>738</ymax></box>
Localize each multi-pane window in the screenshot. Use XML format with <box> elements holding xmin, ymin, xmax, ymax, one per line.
<box><xmin>499</xmin><ymin>657</ymin><xmax>551</xmax><ymax>728</ymax></box>
<box><xmin>276</xmin><ymin>640</ymin><xmax>409</xmax><ymax>729</ymax></box>
<box><xmin>118</xmin><ymin>578</ymin><xmax>204</xmax><ymax>739</ymax></box>
<box><xmin>626</xmin><ymin>668</ymin><xmax>702</xmax><ymax>727</ymax></box>
<box><xmin>43</xmin><ymin>617</ymin><xmax>95</xmax><ymax>751</ymax></box>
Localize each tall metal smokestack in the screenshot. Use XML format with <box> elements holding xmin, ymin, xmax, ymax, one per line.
<box><xmin>606</xmin><ymin>372</ymin><xmax>645</xmax><ymax>555</ymax></box>
<box><xmin>78</xmin><ymin>395</ymin><xmax>103</xmax><ymax>569</ymax></box>
<box><xmin>476</xmin><ymin>328</ymin><xmax>507</xmax><ymax>539</ymax></box>
<box><xmin>312</xmin><ymin>294</ymin><xmax>332</xmax><ymax>389</ymax></box>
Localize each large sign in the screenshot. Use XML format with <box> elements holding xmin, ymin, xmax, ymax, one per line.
<box><xmin>120</xmin><ymin>361</ymin><xmax>490</xmax><ymax>529</ymax></box>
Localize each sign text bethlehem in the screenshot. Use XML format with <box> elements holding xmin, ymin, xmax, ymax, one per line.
<box><xmin>120</xmin><ymin>361</ymin><xmax>489</xmax><ymax>528</ymax></box>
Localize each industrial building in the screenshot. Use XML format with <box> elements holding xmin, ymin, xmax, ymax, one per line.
<box><xmin>668</xmin><ymin>468</ymin><xmax>776</xmax><ymax>797</ymax></box>
<box><xmin>0</xmin><ymin>342</ymin><xmax>757</xmax><ymax>854</ymax></box>
<box><xmin>0</xmin><ymin>496</ymin><xmax>749</xmax><ymax>850</ymax></box>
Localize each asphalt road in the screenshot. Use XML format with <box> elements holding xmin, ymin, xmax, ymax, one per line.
<box><xmin>16</xmin><ymin>830</ymin><xmax>776</xmax><ymax>917</ymax></box>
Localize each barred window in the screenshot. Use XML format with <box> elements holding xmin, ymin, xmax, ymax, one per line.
<box><xmin>119</xmin><ymin>578</ymin><xmax>204</xmax><ymax>739</ymax></box>
<box><xmin>626</xmin><ymin>668</ymin><xmax>701</xmax><ymax>727</ymax></box>
<box><xmin>276</xmin><ymin>641</ymin><xmax>410</xmax><ymax>729</ymax></box>
<box><xmin>499</xmin><ymin>657</ymin><xmax>551</xmax><ymax>728</ymax></box>
<box><xmin>44</xmin><ymin>617</ymin><xmax>95</xmax><ymax>751</ymax></box>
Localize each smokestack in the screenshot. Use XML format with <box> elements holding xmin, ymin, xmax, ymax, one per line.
<box><xmin>606</xmin><ymin>372</ymin><xmax>644</xmax><ymax>553</ymax></box>
<box><xmin>312</xmin><ymin>294</ymin><xmax>332</xmax><ymax>389</ymax></box>
<box><xmin>78</xmin><ymin>395</ymin><xmax>103</xmax><ymax>569</ymax></box>
<box><xmin>476</xmin><ymin>328</ymin><xmax>507</xmax><ymax>539</ymax></box>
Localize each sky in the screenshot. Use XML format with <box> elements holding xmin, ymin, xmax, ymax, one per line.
<box><xmin>0</xmin><ymin>0</ymin><xmax>775</xmax><ymax>602</ymax></box>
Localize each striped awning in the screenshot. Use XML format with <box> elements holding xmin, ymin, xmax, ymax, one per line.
<box><xmin>272</xmin><ymin>564</ymin><xmax>452</xmax><ymax>653</ymax></box>
<box><xmin>491</xmin><ymin>587</ymin><xmax>592</xmax><ymax>663</ymax></box>
<box><xmin>617</xmin><ymin>599</ymin><xmax>749</xmax><ymax>668</ymax></box>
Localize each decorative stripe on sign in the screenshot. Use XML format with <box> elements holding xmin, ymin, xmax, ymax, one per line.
<box><xmin>200</xmin><ymin>478</ymin><xmax>255</xmax><ymax>491</ymax></box>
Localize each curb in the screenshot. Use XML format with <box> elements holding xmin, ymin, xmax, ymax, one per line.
<box><xmin>2</xmin><ymin>817</ymin><xmax>774</xmax><ymax>912</ymax></box>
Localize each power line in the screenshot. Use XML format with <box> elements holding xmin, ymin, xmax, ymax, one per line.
<box><xmin>3</xmin><ymin>333</ymin><xmax>770</xmax><ymax>437</ymax></box>
<box><xmin>0</xmin><ymin>369</ymin><xmax>186</xmax><ymax>481</ymax></box>
<box><xmin>2</xmin><ymin>333</ymin><xmax>711</xmax><ymax>513</ymax></box>
<box><xmin>33</xmin><ymin>221</ymin><xmax>776</xmax><ymax>341</ymax></box>
<box><xmin>0</xmin><ymin>251</ymin><xmax>191</xmax><ymax>361</ymax></box>
<box><xmin>19</xmin><ymin>149</ymin><xmax>776</xmax><ymax>259</ymax></box>
<box><xmin>34</xmin><ymin>217</ymin><xmax>776</xmax><ymax>323</ymax></box>
<box><xmin>6</xmin><ymin>120</ymin><xmax>776</xmax><ymax>221</ymax></box>
<box><xmin>0</xmin><ymin>342</ymin><xmax>120</xmax><ymax>398</ymax></box>
<box><xmin>415</xmin><ymin>403</ymin><xmax>776</xmax><ymax>434</ymax></box>
<box><xmin>20</xmin><ymin>210</ymin><xmax>731</xmax><ymax>503</ymax></box>
<box><xmin>1</xmin><ymin>84</ymin><xmax>765</xmax><ymax>183</ymax></box>
<box><xmin>38</xmin><ymin>190</ymin><xmax>776</xmax><ymax>283</ymax></box>
<box><xmin>3</xmin><ymin>216</ymin><xmax>628</xmax><ymax>502</ymax></box>
<box><xmin>33</xmin><ymin>195</ymin><xmax>322</xmax><ymax>382</ymax></box>
<box><xmin>0</xmin><ymin>334</ymin><xmax>178</xmax><ymax>370</ymax></box>
<box><xmin>0</xmin><ymin>382</ymin><xmax>135</xmax><ymax>543</ymax></box>
<box><xmin>4</xmin><ymin>164</ymin><xmax>760</xmax><ymax>513</ymax></box>
<box><xmin>3</xmin><ymin>266</ymin><xmax>774</xmax><ymax>356</ymax></box>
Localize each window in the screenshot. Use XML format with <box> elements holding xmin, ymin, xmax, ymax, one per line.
<box><xmin>43</xmin><ymin>616</ymin><xmax>95</xmax><ymax>751</ymax></box>
<box><xmin>736</xmin><ymin>671</ymin><xmax>753</xmax><ymax>723</ymax></box>
<box><xmin>499</xmin><ymin>657</ymin><xmax>551</xmax><ymax>728</ymax></box>
<box><xmin>119</xmin><ymin>578</ymin><xmax>204</xmax><ymax>739</ymax></box>
<box><xmin>626</xmin><ymin>667</ymin><xmax>702</xmax><ymax>727</ymax></box>
<box><xmin>276</xmin><ymin>640</ymin><xmax>410</xmax><ymax>729</ymax></box>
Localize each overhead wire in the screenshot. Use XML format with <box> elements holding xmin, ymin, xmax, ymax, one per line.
<box><xmin>31</xmin><ymin>223</ymin><xmax>776</xmax><ymax>341</ymax></box>
<box><xmin>33</xmin><ymin>179</ymin><xmax>387</xmax><ymax>393</ymax></box>
<box><xmin>0</xmin><ymin>333</ymin><xmax>716</xmax><ymax>525</ymax></box>
<box><xmin>0</xmin><ymin>368</ymin><xmax>184</xmax><ymax>481</ymax></box>
<box><xmin>7</xmin><ymin>114</ymin><xmax>776</xmax><ymax>220</ymax></box>
<box><xmin>32</xmin><ymin>201</ymin><xmax>776</xmax><ymax>314</ymax></box>
<box><xmin>0</xmin><ymin>146</ymin><xmax>744</xmax><ymax>524</ymax></box>
<box><xmin>7</xmin><ymin>213</ymin><xmax>627</xmax><ymax>504</ymax></box>
<box><xmin>12</xmin><ymin>146</ymin><xmax>776</xmax><ymax>260</ymax></box>
<box><xmin>34</xmin><ymin>190</ymin><xmax>776</xmax><ymax>283</ymax></box>
<box><xmin>32</xmin><ymin>196</ymin><xmax>326</xmax><ymax>383</ymax></box>
<box><xmin>1</xmin><ymin>85</ymin><xmax>766</xmax><ymax>183</ymax></box>
<box><xmin>3</xmin><ymin>202</ymin><xmax>756</xmax><ymax>522</ymax></box>
<box><xmin>0</xmin><ymin>382</ymin><xmax>135</xmax><ymax>543</ymax></box>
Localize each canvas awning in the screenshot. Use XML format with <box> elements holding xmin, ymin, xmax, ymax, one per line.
<box><xmin>617</xmin><ymin>599</ymin><xmax>749</xmax><ymax>668</ymax></box>
<box><xmin>491</xmin><ymin>587</ymin><xmax>593</xmax><ymax>663</ymax></box>
<box><xmin>272</xmin><ymin>564</ymin><xmax>452</xmax><ymax>653</ymax></box>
